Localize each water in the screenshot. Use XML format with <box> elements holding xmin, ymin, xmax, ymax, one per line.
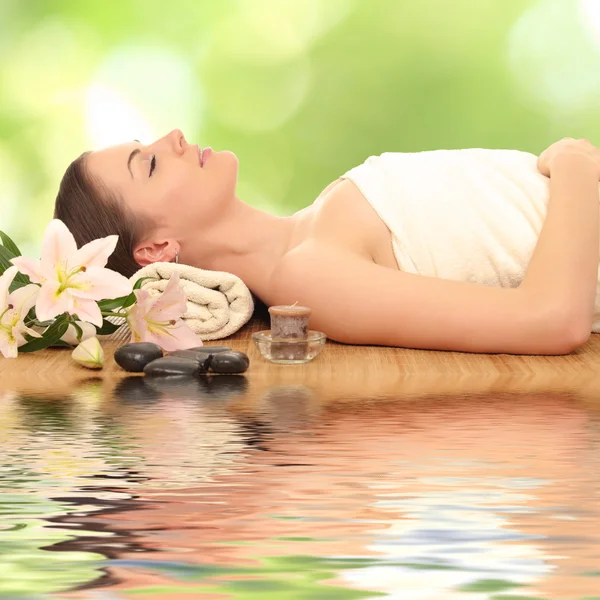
<box><xmin>0</xmin><ymin>376</ymin><xmax>599</xmax><ymax>599</ymax></box>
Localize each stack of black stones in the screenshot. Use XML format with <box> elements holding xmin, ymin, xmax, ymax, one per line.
<box><xmin>114</xmin><ymin>342</ymin><xmax>249</xmax><ymax>376</ymax></box>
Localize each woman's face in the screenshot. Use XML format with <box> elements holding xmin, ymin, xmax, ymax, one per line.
<box><xmin>85</xmin><ymin>129</ymin><xmax>239</xmax><ymax>240</ymax></box>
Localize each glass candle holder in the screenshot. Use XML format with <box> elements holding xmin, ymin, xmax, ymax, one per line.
<box><xmin>253</xmin><ymin>305</ymin><xmax>326</xmax><ymax>364</ymax></box>
<box><xmin>251</xmin><ymin>330</ymin><xmax>326</xmax><ymax>364</ymax></box>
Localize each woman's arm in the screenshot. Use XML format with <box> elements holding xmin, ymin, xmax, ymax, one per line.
<box><xmin>268</xmin><ymin>138</ymin><xmax>600</xmax><ymax>355</ymax></box>
<box><xmin>520</xmin><ymin>138</ymin><xmax>600</xmax><ymax>335</ymax></box>
<box><xmin>269</xmin><ymin>243</ymin><xmax>579</xmax><ymax>355</ymax></box>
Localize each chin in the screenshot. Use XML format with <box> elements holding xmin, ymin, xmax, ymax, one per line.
<box><xmin>221</xmin><ymin>150</ymin><xmax>239</xmax><ymax>168</ymax></box>
<box><xmin>222</xmin><ymin>150</ymin><xmax>240</xmax><ymax>181</ymax></box>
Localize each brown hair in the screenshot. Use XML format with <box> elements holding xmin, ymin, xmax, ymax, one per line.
<box><xmin>54</xmin><ymin>152</ymin><xmax>149</xmax><ymax>278</ymax></box>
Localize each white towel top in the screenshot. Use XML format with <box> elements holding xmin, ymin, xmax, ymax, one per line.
<box><xmin>106</xmin><ymin>262</ymin><xmax>254</xmax><ymax>343</ymax></box>
<box><xmin>341</xmin><ymin>148</ymin><xmax>600</xmax><ymax>331</ymax></box>
<box><xmin>133</xmin><ymin>262</ymin><xmax>254</xmax><ymax>340</ymax></box>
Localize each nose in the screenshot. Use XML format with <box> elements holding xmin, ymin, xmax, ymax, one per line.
<box><xmin>168</xmin><ymin>128</ymin><xmax>186</xmax><ymax>151</ymax></box>
<box><xmin>149</xmin><ymin>129</ymin><xmax>186</xmax><ymax>155</ymax></box>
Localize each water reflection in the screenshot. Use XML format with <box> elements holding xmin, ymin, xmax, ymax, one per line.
<box><xmin>0</xmin><ymin>378</ymin><xmax>599</xmax><ymax>599</ymax></box>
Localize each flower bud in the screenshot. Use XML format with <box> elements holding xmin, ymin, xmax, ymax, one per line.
<box><xmin>72</xmin><ymin>336</ymin><xmax>104</xmax><ymax>369</ymax></box>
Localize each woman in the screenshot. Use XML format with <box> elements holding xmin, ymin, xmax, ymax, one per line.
<box><xmin>54</xmin><ymin>130</ymin><xmax>600</xmax><ymax>355</ymax></box>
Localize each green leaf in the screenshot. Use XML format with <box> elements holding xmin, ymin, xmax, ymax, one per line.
<box><xmin>8</xmin><ymin>277</ymin><xmax>32</xmax><ymax>294</ymax></box>
<box><xmin>459</xmin><ymin>579</ymin><xmax>522</xmax><ymax>593</ymax></box>
<box><xmin>72</xmin><ymin>321</ymin><xmax>83</xmax><ymax>342</ymax></box>
<box><xmin>98</xmin><ymin>295</ymin><xmax>131</xmax><ymax>311</ymax></box>
<box><xmin>18</xmin><ymin>315</ymin><xmax>70</xmax><ymax>353</ymax></box>
<box><xmin>133</xmin><ymin>276</ymin><xmax>154</xmax><ymax>290</ymax></box>
<box><xmin>0</xmin><ymin>245</ymin><xmax>30</xmax><ymax>285</ymax></box>
<box><xmin>32</xmin><ymin>319</ymin><xmax>54</xmax><ymax>327</ymax></box>
<box><xmin>121</xmin><ymin>292</ymin><xmax>137</xmax><ymax>308</ymax></box>
<box><xmin>0</xmin><ymin>230</ymin><xmax>22</xmax><ymax>257</ymax></box>
<box><xmin>96</xmin><ymin>318</ymin><xmax>124</xmax><ymax>335</ymax></box>
<box><xmin>96</xmin><ymin>277</ymin><xmax>152</xmax><ymax>315</ymax></box>
<box><xmin>122</xmin><ymin>291</ymin><xmax>137</xmax><ymax>308</ymax></box>
<box><xmin>99</xmin><ymin>279</ymin><xmax>151</xmax><ymax>313</ymax></box>
<box><xmin>0</xmin><ymin>245</ymin><xmax>15</xmax><ymax>276</ymax></box>
<box><xmin>98</xmin><ymin>278</ymin><xmax>151</xmax><ymax>311</ymax></box>
<box><xmin>24</xmin><ymin>307</ymin><xmax>37</xmax><ymax>326</ymax></box>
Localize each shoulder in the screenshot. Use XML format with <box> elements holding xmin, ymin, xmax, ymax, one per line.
<box><xmin>270</xmin><ymin>240</ymin><xmax>352</xmax><ymax>289</ymax></box>
<box><xmin>267</xmin><ymin>241</ymin><xmax>378</xmax><ymax>343</ymax></box>
<box><xmin>316</xmin><ymin>177</ymin><xmax>345</xmax><ymax>200</ymax></box>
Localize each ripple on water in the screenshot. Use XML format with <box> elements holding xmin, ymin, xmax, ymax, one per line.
<box><xmin>0</xmin><ymin>387</ymin><xmax>599</xmax><ymax>598</ymax></box>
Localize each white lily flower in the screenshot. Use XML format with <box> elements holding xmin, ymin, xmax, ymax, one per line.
<box><xmin>126</xmin><ymin>272</ymin><xmax>203</xmax><ymax>351</ymax></box>
<box><xmin>0</xmin><ymin>266</ymin><xmax>41</xmax><ymax>358</ymax></box>
<box><xmin>11</xmin><ymin>219</ymin><xmax>132</xmax><ymax>327</ymax></box>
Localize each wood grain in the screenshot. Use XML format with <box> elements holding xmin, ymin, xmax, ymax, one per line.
<box><xmin>2</xmin><ymin>311</ymin><xmax>600</xmax><ymax>404</ymax></box>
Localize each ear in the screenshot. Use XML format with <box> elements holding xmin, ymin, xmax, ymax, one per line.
<box><xmin>133</xmin><ymin>239</ymin><xmax>179</xmax><ymax>266</ymax></box>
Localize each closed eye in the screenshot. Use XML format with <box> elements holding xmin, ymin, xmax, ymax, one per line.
<box><xmin>149</xmin><ymin>154</ymin><xmax>156</xmax><ymax>177</ymax></box>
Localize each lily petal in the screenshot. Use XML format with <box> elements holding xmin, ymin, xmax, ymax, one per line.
<box><xmin>40</xmin><ymin>219</ymin><xmax>78</xmax><ymax>274</ymax></box>
<box><xmin>0</xmin><ymin>331</ymin><xmax>18</xmax><ymax>358</ymax></box>
<box><xmin>0</xmin><ymin>266</ymin><xmax>18</xmax><ymax>308</ymax></box>
<box><xmin>126</xmin><ymin>303</ymin><xmax>149</xmax><ymax>343</ymax></box>
<box><xmin>131</xmin><ymin>289</ymin><xmax>153</xmax><ymax>317</ymax></box>
<box><xmin>148</xmin><ymin>319</ymin><xmax>203</xmax><ymax>352</ymax></box>
<box><xmin>35</xmin><ymin>281</ymin><xmax>72</xmax><ymax>322</ymax></box>
<box><xmin>147</xmin><ymin>273</ymin><xmax>188</xmax><ymax>322</ymax></box>
<box><xmin>74</xmin><ymin>235</ymin><xmax>119</xmax><ymax>269</ymax></box>
<box><xmin>69</xmin><ymin>266</ymin><xmax>132</xmax><ymax>301</ymax></box>
<box><xmin>12</xmin><ymin>329</ymin><xmax>28</xmax><ymax>347</ymax></box>
<box><xmin>20</xmin><ymin>324</ymin><xmax>43</xmax><ymax>339</ymax></box>
<box><xmin>71</xmin><ymin>297</ymin><xmax>103</xmax><ymax>328</ymax></box>
<box><xmin>9</xmin><ymin>257</ymin><xmax>45</xmax><ymax>284</ymax></box>
<box><xmin>9</xmin><ymin>284</ymin><xmax>40</xmax><ymax>318</ymax></box>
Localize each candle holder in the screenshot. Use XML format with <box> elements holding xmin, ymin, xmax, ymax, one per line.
<box><xmin>251</xmin><ymin>304</ymin><xmax>327</xmax><ymax>364</ymax></box>
<box><xmin>251</xmin><ymin>330</ymin><xmax>327</xmax><ymax>364</ymax></box>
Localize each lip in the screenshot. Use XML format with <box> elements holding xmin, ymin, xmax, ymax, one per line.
<box><xmin>201</xmin><ymin>147</ymin><xmax>212</xmax><ymax>167</ymax></box>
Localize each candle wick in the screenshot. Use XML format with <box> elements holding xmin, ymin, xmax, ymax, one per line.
<box><xmin>291</xmin><ymin>301</ymin><xmax>299</xmax><ymax>307</ymax></box>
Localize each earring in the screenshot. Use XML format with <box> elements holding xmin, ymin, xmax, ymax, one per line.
<box><xmin>173</xmin><ymin>249</ymin><xmax>179</xmax><ymax>264</ymax></box>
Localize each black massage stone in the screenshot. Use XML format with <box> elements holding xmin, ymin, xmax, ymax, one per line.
<box><xmin>114</xmin><ymin>342</ymin><xmax>164</xmax><ymax>372</ymax></box>
<box><xmin>167</xmin><ymin>349</ymin><xmax>213</xmax><ymax>372</ymax></box>
<box><xmin>209</xmin><ymin>351</ymin><xmax>250</xmax><ymax>374</ymax></box>
<box><xmin>188</xmin><ymin>345</ymin><xmax>231</xmax><ymax>354</ymax></box>
<box><xmin>143</xmin><ymin>356</ymin><xmax>203</xmax><ymax>377</ymax></box>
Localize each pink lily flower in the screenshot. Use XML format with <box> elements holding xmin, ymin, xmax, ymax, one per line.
<box><xmin>126</xmin><ymin>272</ymin><xmax>203</xmax><ymax>351</ymax></box>
<box><xmin>11</xmin><ymin>219</ymin><xmax>132</xmax><ymax>327</ymax></box>
<box><xmin>0</xmin><ymin>266</ymin><xmax>42</xmax><ymax>358</ymax></box>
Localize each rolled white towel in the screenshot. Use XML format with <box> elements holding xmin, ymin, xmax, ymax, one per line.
<box><xmin>106</xmin><ymin>262</ymin><xmax>254</xmax><ymax>343</ymax></box>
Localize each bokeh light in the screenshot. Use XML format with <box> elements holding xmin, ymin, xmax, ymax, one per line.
<box><xmin>85</xmin><ymin>84</ymin><xmax>154</xmax><ymax>149</ymax></box>
<box><xmin>87</xmin><ymin>44</ymin><xmax>202</xmax><ymax>147</ymax></box>
<box><xmin>506</xmin><ymin>0</ymin><xmax>600</xmax><ymax>114</ymax></box>
<box><xmin>579</xmin><ymin>0</ymin><xmax>600</xmax><ymax>46</ymax></box>
<box><xmin>2</xmin><ymin>17</ymin><xmax>99</xmax><ymax>116</ymax></box>
<box><xmin>199</xmin><ymin>4</ymin><xmax>312</xmax><ymax>133</ymax></box>
<box><xmin>0</xmin><ymin>148</ymin><xmax>20</xmax><ymax>235</ymax></box>
<box><xmin>2</xmin><ymin>0</ymin><xmax>600</xmax><ymax>256</ymax></box>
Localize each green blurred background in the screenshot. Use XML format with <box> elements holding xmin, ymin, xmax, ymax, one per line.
<box><xmin>2</xmin><ymin>0</ymin><xmax>600</xmax><ymax>256</ymax></box>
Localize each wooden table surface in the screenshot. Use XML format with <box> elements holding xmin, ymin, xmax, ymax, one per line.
<box><xmin>2</xmin><ymin>311</ymin><xmax>600</xmax><ymax>407</ymax></box>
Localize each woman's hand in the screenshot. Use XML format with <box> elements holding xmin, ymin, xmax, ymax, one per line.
<box><xmin>537</xmin><ymin>137</ymin><xmax>600</xmax><ymax>179</ymax></box>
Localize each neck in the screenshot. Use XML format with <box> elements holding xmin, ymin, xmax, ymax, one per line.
<box><xmin>180</xmin><ymin>199</ymin><xmax>307</xmax><ymax>302</ymax></box>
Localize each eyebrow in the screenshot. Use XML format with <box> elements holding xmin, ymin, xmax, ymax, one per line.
<box><xmin>127</xmin><ymin>141</ymin><xmax>142</xmax><ymax>178</ymax></box>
